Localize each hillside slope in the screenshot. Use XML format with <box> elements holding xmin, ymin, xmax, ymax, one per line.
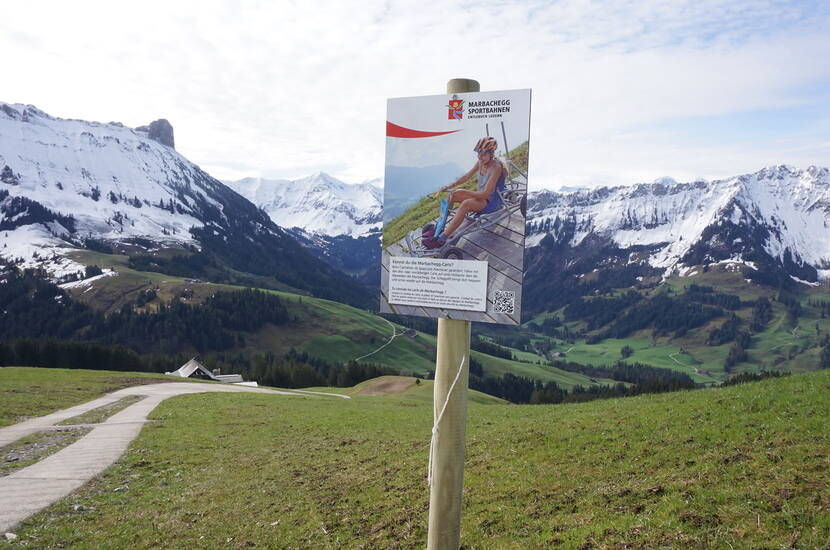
<box><xmin>0</xmin><ymin>259</ymin><xmax>604</xmax><ymax>394</ymax></box>
<box><xmin>4</xmin><ymin>369</ymin><xmax>827</xmax><ymax>549</ymax></box>
<box><xmin>0</xmin><ymin>102</ymin><xmax>370</xmax><ymax>306</ymax></box>
<box><xmin>523</xmin><ymin>165</ymin><xmax>830</xmax><ymax>330</ymax></box>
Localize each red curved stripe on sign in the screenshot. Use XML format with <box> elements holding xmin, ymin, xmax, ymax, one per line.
<box><xmin>386</xmin><ymin>121</ymin><xmax>461</xmax><ymax>138</ymax></box>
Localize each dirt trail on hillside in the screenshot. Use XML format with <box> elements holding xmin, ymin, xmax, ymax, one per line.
<box><xmin>354</xmin><ymin>376</ymin><xmax>416</xmax><ymax>396</ymax></box>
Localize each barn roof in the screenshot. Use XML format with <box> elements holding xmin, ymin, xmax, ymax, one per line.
<box><xmin>165</xmin><ymin>358</ymin><xmax>219</xmax><ymax>380</ymax></box>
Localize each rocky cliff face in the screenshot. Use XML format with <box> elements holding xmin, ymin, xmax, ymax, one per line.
<box><xmin>135</xmin><ymin>119</ymin><xmax>175</xmax><ymax>149</ymax></box>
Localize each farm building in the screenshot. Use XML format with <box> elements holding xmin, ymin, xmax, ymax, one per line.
<box><xmin>166</xmin><ymin>358</ymin><xmax>254</xmax><ymax>385</ymax></box>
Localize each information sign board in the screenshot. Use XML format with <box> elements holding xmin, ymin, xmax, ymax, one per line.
<box><xmin>380</xmin><ymin>89</ymin><xmax>531</xmax><ymax>325</ymax></box>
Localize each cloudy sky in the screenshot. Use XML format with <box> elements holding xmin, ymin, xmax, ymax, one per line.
<box><xmin>2</xmin><ymin>0</ymin><xmax>828</xmax><ymax>189</ymax></box>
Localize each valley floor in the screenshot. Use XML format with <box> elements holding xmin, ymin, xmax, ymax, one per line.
<box><xmin>1</xmin><ymin>368</ymin><xmax>828</xmax><ymax>549</ymax></box>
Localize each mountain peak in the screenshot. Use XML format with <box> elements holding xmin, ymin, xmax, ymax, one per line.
<box><xmin>558</xmin><ymin>185</ymin><xmax>588</xmax><ymax>194</ymax></box>
<box><xmin>0</xmin><ymin>103</ymin><xmax>51</xmax><ymax>123</ymax></box>
<box><xmin>225</xmin><ymin>172</ymin><xmax>382</xmax><ymax>237</ymax></box>
<box><xmin>135</xmin><ymin>119</ymin><xmax>175</xmax><ymax>149</ymax></box>
<box><xmin>526</xmin><ymin>164</ymin><xmax>830</xmax><ymax>286</ymax></box>
<box><xmin>651</xmin><ymin>176</ymin><xmax>678</xmax><ymax>186</ymax></box>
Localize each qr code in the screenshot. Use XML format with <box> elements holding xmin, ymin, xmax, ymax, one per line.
<box><xmin>493</xmin><ymin>290</ymin><xmax>515</xmax><ymax>314</ymax></box>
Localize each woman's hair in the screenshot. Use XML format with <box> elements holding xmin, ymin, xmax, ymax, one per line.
<box><xmin>479</xmin><ymin>150</ymin><xmax>508</xmax><ymax>176</ymax></box>
<box><xmin>496</xmin><ymin>156</ymin><xmax>509</xmax><ymax>179</ymax></box>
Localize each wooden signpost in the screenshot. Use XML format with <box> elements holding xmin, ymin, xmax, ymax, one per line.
<box><xmin>380</xmin><ymin>78</ymin><xmax>530</xmax><ymax>549</ymax></box>
<box><xmin>426</xmin><ymin>78</ymin><xmax>478</xmax><ymax>550</ymax></box>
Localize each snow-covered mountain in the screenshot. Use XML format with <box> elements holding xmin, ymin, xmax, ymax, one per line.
<box><xmin>526</xmin><ymin>165</ymin><xmax>830</xmax><ymax>285</ymax></box>
<box><xmin>0</xmin><ymin>102</ymin><xmax>371</xmax><ymax>306</ymax></box>
<box><xmin>225</xmin><ymin>173</ymin><xmax>382</xmax><ymax>237</ymax></box>
<box><xmin>0</xmin><ymin>103</ymin><xmax>213</xmax><ymax>276</ymax></box>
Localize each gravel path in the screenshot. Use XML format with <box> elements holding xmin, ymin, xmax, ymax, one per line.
<box><xmin>0</xmin><ymin>382</ymin><xmax>343</xmax><ymax>532</ymax></box>
<box><xmin>353</xmin><ymin>317</ymin><xmax>398</xmax><ymax>362</ymax></box>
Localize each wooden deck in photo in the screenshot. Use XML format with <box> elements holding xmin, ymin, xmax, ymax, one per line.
<box><xmin>380</xmin><ymin>205</ymin><xmax>525</xmax><ymax>325</ymax></box>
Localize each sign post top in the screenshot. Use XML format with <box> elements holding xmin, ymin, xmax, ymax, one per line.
<box><xmin>447</xmin><ymin>79</ymin><xmax>480</xmax><ymax>93</ymax></box>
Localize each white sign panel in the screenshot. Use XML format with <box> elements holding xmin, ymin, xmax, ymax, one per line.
<box><xmin>388</xmin><ymin>257</ymin><xmax>488</xmax><ymax>312</ymax></box>
<box><xmin>379</xmin><ymin>88</ymin><xmax>531</xmax><ymax>325</ymax></box>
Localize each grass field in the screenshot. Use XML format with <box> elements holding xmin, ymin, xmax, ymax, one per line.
<box><xmin>63</xmin><ymin>245</ymin><xmax>830</xmax><ymax>388</ymax></box>
<box><xmin>66</xmin><ymin>250</ymin><xmax>235</xmax><ymax>314</ymax></box>
<box><xmin>321</xmin><ymin>375</ymin><xmax>507</xmax><ymax>405</ymax></box>
<box><xmin>0</xmin><ymin>367</ymin><xmax>196</xmax><ymax>428</ymax></box>
<box><xmin>559</xmin><ymin>337</ymin><xmax>723</xmax><ymax>385</ymax></box>
<box><xmin>66</xmin><ymin>250</ymin><xmax>300</xmax><ymax>314</ymax></box>
<box><xmin>2</xmin><ymin>368</ymin><xmax>828</xmax><ymax>549</ymax></box>
<box><xmin>59</xmin><ymin>256</ymin><xmax>443</xmax><ymax>375</ymax></box>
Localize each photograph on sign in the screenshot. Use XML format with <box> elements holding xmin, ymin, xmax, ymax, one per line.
<box><xmin>380</xmin><ymin>89</ymin><xmax>531</xmax><ymax>325</ymax></box>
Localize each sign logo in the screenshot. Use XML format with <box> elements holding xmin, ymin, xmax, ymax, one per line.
<box><xmin>447</xmin><ymin>95</ymin><xmax>464</xmax><ymax>120</ymax></box>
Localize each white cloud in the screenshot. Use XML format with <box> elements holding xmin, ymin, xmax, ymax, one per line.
<box><xmin>0</xmin><ymin>0</ymin><xmax>827</xmax><ymax>189</ymax></box>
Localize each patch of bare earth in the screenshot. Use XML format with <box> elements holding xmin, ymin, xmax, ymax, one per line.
<box><xmin>355</xmin><ymin>376</ymin><xmax>417</xmax><ymax>396</ymax></box>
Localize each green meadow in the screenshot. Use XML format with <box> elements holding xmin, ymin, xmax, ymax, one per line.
<box><xmin>2</xmin><ymin>367</ymin><xmax>828</xmax><ymax>549</ymax></box>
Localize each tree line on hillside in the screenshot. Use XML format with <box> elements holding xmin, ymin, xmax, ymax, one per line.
<box><xmin>820</xmin><ymin>334</ymin><xmax>830</xmax><ymax>369</ymax></box>
<box><xmin>807</xmin><ymin>299</ymin><xmax>830</xmax><ymax>319</ymax></box>
<box><xmin>776</xmin><ymin>291</ymin><xmax>802</xmax><ymax>326</ymax></box>
<box><xmin>707</xmin><ymin>314</ymin><xmax>743</xmax><ymax>347</ymax></box>
<box><xmin>0</xmin><ymin>269</ymin><xmax>291</xmax><ymax>354</ymax></box>
<box><xmin>586</xmin><ymin>293</ymin><xmax>723</xmax><ymax>342</ymax></box>
<box><xmin>561</xmin><ymin>286</ymin><xmax>753</xmax><ymax>345</ymax></box>
<box><xmin>470</xmin><ymin>339</ymin><xmax>513</xmax><ymax>360</ymax></box>
<box><xmin>0</xmin><ymin>338</ymin><xmax>397</xmax><ymax>390</ymax></box>
<box><xmin>87</xmin><ymin>289</ymin><xmax>291</xmax><ymax>353</ymax></box>
<box><xmin>461</xmin><ymin>356</ymin><xmax>696</xmax><ymax>404</ymax></box>
<box><xmin>720</xmin><ymin>370</ymin><xmax>790</xmax><ymax>387</ymax></box>
<box><xmin>0</xmin><ymin>191</ymin><xmax>77</xmax><ymax>233</ymax></box>
<box><xmin>522</xmin><ymin>231</ymin><xmax>662</xmax><ymax>317</ymax></box>
<box><xmin>564</xmin><ymin>290</ymin><xmax>642</xmax><ymax>331</ymax></box>
<box><xmin>524</xmin><ymin>316</ymin><xmax>577</xmax><ymax>342</ymax></box>
<box><xmin>550</xmin><ymin>359</ymin><xmax>696</xmax><ymax>393</ymax></box>
<box><xmin>0</xmin><ymin>338</ymin><xmax>183</xmax><ymax>373</ymax></box>
<box><xmin>683</xmin><ymin>284</ymin><xmax>746</xmax><ymax>310</ymax></box>
<box><xmin>208</xmin><ymin>349</ymin><xmax>398</xmax><ymax>389</ymax></box>
<box><xmin>750</xmin><ymin>297</ymin><xmax>773</xmax><ymax>331</ymax></box>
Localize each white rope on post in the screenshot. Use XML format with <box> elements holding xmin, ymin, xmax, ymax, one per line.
<box><xmin>427</xmin><ymin>354</ymin><xmax>466</xmax><ymax>487</ymax></box>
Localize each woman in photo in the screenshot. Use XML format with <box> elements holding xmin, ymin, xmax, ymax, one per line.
<box><xmin>424</xmin><ymin>136</ymin><xmax>508</xmax><ymax>248</ymax></box>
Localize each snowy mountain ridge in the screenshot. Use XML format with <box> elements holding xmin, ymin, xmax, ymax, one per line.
<box><xmin>0</xmin><ymin>102</ymin><xmax>221</xmax><ymax>275</ymax></box>
<box><xmin>0</xmin><ymin>102</ymin><xmax>372</xmax><ymax>307</ymax></box>
<box><xmin>526</xmin><ymin>164</ymin><xmax>830</xmax><ymax>283</ymax></box>
<box><xmin>3</xmin><ymin>101</ymin><xmax>828</xmax><ymax>293</ymax></box>
<box><xmin>224</xmin><ymin>172</ymin><xmax>382</xmax><ymax>237</ymax></box>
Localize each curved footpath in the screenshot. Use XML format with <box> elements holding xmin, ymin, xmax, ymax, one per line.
<box><xmin>0</xmin><ymin>382</ymin><xmax>348</xmax><ymax>532</ymax></box>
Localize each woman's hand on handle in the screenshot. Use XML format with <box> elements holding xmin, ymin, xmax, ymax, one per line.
<box><xmin>429</xmin><ymin>183</ymin><xmax>452</xmax><ymax>199</ymax></box>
